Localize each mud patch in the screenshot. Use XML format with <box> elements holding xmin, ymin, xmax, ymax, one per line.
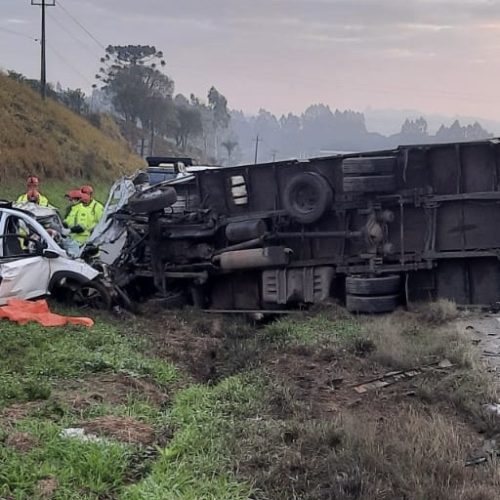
<box><xmin>1</xmin><ymin>401</ymin><xmax>43</xmax><ymax>423</ymax></box>
<box><xmin>80</xmin><ymin>416</ymin><xmax>155</xmax><ymax>445</ymax></box>
<box><xmin>35</xmin><ymin>477</ymin><xmax>58</xmax><ymax>499</ymax></box>
<box><xmin>124</xmin><ymin>311</ymin><xmax>240</xmax><ymax>382</ymax></box>
<box><xmin>54</xmin><ymin>373</ymin><xmax>168</xmax><ymax>409</ymax></box>
<box><xmin>5</xmin><ymin>431</ymin><xmax>38</xmax><ymax>452</ymax></box>
<box><xmin>267</xmin><ymin>347</ymin><xmax>378</xmax><ymax>417</ymax></box>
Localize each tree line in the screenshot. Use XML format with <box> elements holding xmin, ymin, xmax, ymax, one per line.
<box><xmin>6</xmin><ymin>43</ymin><xmax>495</xmax><ymax>166</ymax></box>
<box><xmin>229</xmin><ymin>105</ymin><xmax>493</xmax><ymax>164</ymax></box>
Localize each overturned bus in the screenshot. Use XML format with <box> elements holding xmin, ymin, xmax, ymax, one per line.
<box><xmin>96</xmin><ymin>139</ymin><xmax>500</xmax><ymax>313</ymax></box>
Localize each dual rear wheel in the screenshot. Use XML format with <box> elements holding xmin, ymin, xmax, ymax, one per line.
<box><xmin>345</xmin><ymin>274</ymin><xmax>401</xmax><ymax>313</ymax></box>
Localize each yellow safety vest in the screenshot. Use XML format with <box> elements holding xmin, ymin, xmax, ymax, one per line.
<box><xmin>64</xmin><ymin>200</ymin><xmax>104</xmax><ymax>244</ymax></box>
<box><xmin>16</xmin><ymin>193</ymin><xmax>51</xmax><ymax>207</ymax></box>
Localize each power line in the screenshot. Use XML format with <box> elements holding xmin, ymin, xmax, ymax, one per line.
<box><xmin>0</xmin><ymin>25</ymin><xmax>37</xmax><ymax>41</ymax></box>
<box><xmin>56</xmin><ymin>0</ymin><xmax>106</xmax><ymax>50</ymax></box>
<box><xmin>46</xmin><ymin>40</ymin><xmax>93</xmax><ymax>86</ymax></box>
<box><xmin>48</xmin><ymin>11</ymin><xmax>101</xmax><ymax>59</ymax></box>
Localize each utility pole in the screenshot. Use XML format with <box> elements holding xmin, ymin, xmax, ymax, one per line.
<box><xmin>254</xmin><ymin>134</ymin><xmax>260</xmax><ymax>164</ymax></box>
<box><xmin>31</xmin><ymin>0</ymin><xmax>56</xmax><ymax>100</ymax></box>
<box><xmin>271</xmin><ymin>149</ymin><xmax>278</xmax><ymax>162</ymax></box>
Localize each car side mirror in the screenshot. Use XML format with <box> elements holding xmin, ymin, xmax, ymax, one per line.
<box><xmin>43</xmin><ymin>249</ymin><xmax>60</xmax><ymax>259</ymax></box>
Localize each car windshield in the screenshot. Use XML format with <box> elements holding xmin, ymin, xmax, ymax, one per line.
<box><xmin>148</xmin><ymin>171</ymin><xmax>178</xmax><ymax>184</ymax></box>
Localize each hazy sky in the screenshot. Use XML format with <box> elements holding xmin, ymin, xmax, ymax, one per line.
<box><xmin>1</xmin><ymin>0</ymin><xmax>500</xmax><ymax>121</ymax></box>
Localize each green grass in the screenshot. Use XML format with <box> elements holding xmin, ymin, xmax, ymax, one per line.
<box><xmin>0</xmin><ymin>320</ymin><xmax>178</xmax><ymax>408</ymax></box>
<box><xmin>260</xmin><ymin>313</ymin><xmax>361</xmax><ymax>347</ymax></box>
<box><xmin>124</xmin><ymin>375</ymin><xmax>260</xmax><ymax>500</ymax></box>
<box><xmin>1</xmin><ymin>419</ymin><xmax>131</xmax><ymax>499</ymax></box>
<box><xmin>1</xmin><ymin>306</ymin><xmax>493</xmax><ymax>499</ymax></box>
<box><xmin>0</xmin><ymin>315</ymin><xmax>258</xmax><ymax>499</ymax></box>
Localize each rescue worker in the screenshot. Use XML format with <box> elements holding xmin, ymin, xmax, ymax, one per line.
<box><xmin>63</xmin><ymin>189</ymin><xmax>82</xmax><ymax>218</ymax></box>
<box><xmin>80</xmin><ymin>185</ymin><xmax>104</xmax><ymax>223</ymax></box>
<box><xmin>17</xmin><ymin>176</ymin><xmax>50</xmax><ymax>206</ymax></box>
<box><xmin>64</xmin><ymin>191</ymin><xmax>101</xmax><ymax>244</ymax></box>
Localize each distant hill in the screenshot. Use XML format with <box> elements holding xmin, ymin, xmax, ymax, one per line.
<box><xmin>364</xmin><ymin>107</ymin><xmax>500</xmax><ymax>136</ymax></box>
<box><xmin>229</xmin><ymin>105</ymin><xmax>495</xmax><ymax>164</ymax></box>
<box><xmin>0</xmin><ymin>72</ymin><xmax>143</xmax><ymax>187</ymax></box>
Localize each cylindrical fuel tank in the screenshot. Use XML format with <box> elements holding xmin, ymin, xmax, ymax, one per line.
<box><xmin>217</xmin><ymin>246</ymin><xmax>291</xmax><ymax>271</ymax></box>
<box><xmin>225</xmin><ymin>220</ymin><xmax>267</xmax><ymax>242</ymax></box>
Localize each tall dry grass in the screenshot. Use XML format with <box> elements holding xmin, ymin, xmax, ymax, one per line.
<box><xmin>0</xmin><ymin>72</ymin><xmax>142</xmax><ymax>184</ymax></box>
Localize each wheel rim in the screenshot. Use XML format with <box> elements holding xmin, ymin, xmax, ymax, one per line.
<box><xmin>292</xmin><ymin>183</ymin><xmax>319</xmax><ymax>214</ymax></box>
<box><xmin>73</xmin><ymin>285</ymin><xmax>108</xmax><ymax>310</ymax></box>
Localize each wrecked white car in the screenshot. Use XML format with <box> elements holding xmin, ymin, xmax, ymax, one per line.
<box><xmin>0</xmin><ymin>203</ymin><xmax>111</xmax><ymax>309</ymax></box>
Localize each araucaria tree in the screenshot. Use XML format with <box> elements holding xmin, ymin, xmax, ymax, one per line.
<box><xmin>95</xmin><ymin>45</ymin><xmax>174</xmax><ymax>151</ymax></box>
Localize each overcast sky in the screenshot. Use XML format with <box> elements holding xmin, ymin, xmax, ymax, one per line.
<box><xmin>1</xmin><ymin>0</ymin><xmax>500</xmax><ymax>122</ymax></box>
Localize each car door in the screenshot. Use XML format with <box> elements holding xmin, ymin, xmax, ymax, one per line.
<box><xmin>0</xmin><ymin>213</ymin><xmax>51</xmax><ymax>304</ymax></box>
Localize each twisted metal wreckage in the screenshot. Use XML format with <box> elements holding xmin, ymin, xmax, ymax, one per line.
<box><xmin>85</xmin><ymin>137</ymin><xmax>500</xmax><ymax>313</ymax></box>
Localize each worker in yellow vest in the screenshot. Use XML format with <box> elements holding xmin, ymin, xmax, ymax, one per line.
<box><xmin>64</xmin><ymin>190</ymin><xmax>103</xmax><ymax>244</ymax></box>
<box><xmin>80</xmin><ymin>185</ymin><xmax>104</xmax><ymax>222</ymax></box>
<box><xmin>16</xmin><ymin>176</ymin><xmax>51</xmax><ymax>207</ymax></box>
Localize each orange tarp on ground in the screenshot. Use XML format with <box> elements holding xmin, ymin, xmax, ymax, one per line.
<box><xmin>0</xmin><ymin>299</ymin><xmax>94</xmax><ymax>328</ymax></box>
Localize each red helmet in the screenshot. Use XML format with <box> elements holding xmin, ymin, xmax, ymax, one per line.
<box><xmin>27</xmin><ymin>176</ymin><xmax>39</xmax><ymax>187</ymax></box>
<box><xmin>65</xmin><ymin>189</ymin><xmax>82</xmax><ymax>201</ymax></box>
<box><xmin>81</xmin><ymin>185</ymin><xmax>93</xmax><ymax>195</ymax></box>
<box><xmin>27</xmin><ymin>188</ymin><xmax>40</xmax><ymax>203</ymax></box>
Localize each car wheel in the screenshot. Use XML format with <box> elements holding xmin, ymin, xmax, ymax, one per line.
<box><xmin>128</xmin><ymin>187</ymin><xmax>177</xmax><ymax>214</ymax></box>
<box><xmin>343</xmin><ymin>175</ymin><xmax>396</xmax><ymax>193</ymax></box>
<box><xmin>72</xmin><ymin>280</ymin><xmax>112</xmax><ymax>310</ymax></box>
<box><xmin>342</xmin><ymin>156</ymin><xmax>396</xmax><ymax>175</ymax></box>
<box><xmin>346</xmin><ymin>294</ymin><xmax>399</xmax><ymax>314</ymax></box>
<box><xmin>283</xmin><ymin>172</ymin><xmax>333</xmax><ymax>224</ymax></box>
<box><xmin>346</xmin><ymin>275</ymin><xmax>401</xmax><ymax>296</ymax></box>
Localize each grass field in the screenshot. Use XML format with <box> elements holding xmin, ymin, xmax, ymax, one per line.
<box><xmin>1</xmin><ymin>303</ymin><xmax>499</xmax><ymax>499</ymax></box>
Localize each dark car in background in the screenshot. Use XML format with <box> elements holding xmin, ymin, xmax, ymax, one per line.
<box><xmin>145</xmin><ymin>156</ymin><xmax>193</xmax><ymax>184</ymax></box>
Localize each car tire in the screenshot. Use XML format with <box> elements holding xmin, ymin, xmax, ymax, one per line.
<box><xmin>343</xmin><ymin>175</ymin><xmax>396</xmax><ymax>193</ymax></box>
<box><xmin>345</xmin><ymin>275</ymin><xmax>401</xmax><ymax>296</ymax></box>
<box><xmin>283</xmin><ymin>172</ymin><xmax>333</xmax><ymax>224</ymax></box>
<box><xmin>342</xmin><ymin>156</ymin><xmax>396</xmax><ymax>175</ymax></box>
<box><xmin>346</xmin><ymin>294</ymin><xmax>399</xmax><ymax>314</ymax></box>
<box><xmin>128</xmin><ymin>187</ymin><xmax>177</xmax><ymax>214</ymax></box>
<box><xmin>72</xmin><ymin>280</ymin><xmax>113</xmax><ymax>310</ymax></box>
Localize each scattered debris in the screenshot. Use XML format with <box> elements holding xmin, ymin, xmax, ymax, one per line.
<box><xmin>466</xmin><ymin>439</ymin><xmax>500</xmax><ymax>467</ymax></box>
<box><xmin>483</xmin><ymin>403</ymin><xmax>500</xmax><ymax>416</ymax></box>
<box><xmin>354</xmin><ymin>369</ymin><xmax>422</xmax><ymax>394</ymax></box>
<box><xmin>60</xmin><ymin>428</ymin><xmax>102</xmax><ymax>443</ymax></box>
<box><xmin>353</xmin><ymin>360</ymin><xmax>454</xmax><ymax>394</ymax></box>
<box><xmin>438</xmin><ymin>359</ymin><xmax>453</xmax><ymax>368</ymax></box>
<box><xmin>465</xmin><ymin>456</ymin><xmax>488</xmax><ymax>467</ymax></box>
